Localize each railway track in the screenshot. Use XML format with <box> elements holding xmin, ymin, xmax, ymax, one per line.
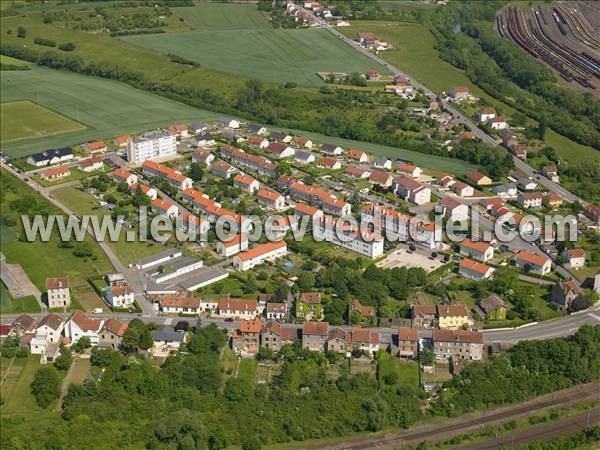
<box><xmin>499</xmin><ymin>4</ymin><xmax>599</xmax><ymax>90</ymax></box>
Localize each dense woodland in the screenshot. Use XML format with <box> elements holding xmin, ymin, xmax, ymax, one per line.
<box><xmin>2</xmin><ymin>325</ymin><xmax>599</xmax><ymax>449</ymax></box>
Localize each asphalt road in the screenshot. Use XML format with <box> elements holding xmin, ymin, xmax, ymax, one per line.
<box><xmin>287</xmin><ymin>381</ymin><xmax>600</xmax><ymax>450</ymax></box>
<box><xmin>296</xmin><ymin>5</ymin><xmax>584</xmax><ymax>205</ymax></box>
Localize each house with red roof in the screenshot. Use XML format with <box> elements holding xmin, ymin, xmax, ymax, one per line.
<box><xmin>78</xmin><ymin>156</ymin><xmax>104</xmax><ymax>172</ymax></box>
<box><xmin>460</xmin><ymin>238</ymin><xmax>494</xmax><ymax>262</ymax></box>
<box><xmin>168</xmin><ymin>123</ymin><xmax>189</xmax><ymax>137</ymax></box>
<box><xmin>350</xmin><ymin>328</ymin><xmax>380</xmax><ymax>355</ymax></box>
<box><xmin>233</xmin><ymin>241</ymin><xmax>288</xmax><ymax>271</ymax></box>
<box><xmin>515</xmin><ymin>250</ymin><xmax>552</xmax><ymax>275</ymax></box>
<box><xmin>151</xmin><ymin>198</ymin><xmax>179</xmax><ymax>218</ymax></box>
<box><xmin>451</xmin><ymin>181</ymin><xmax>474</xmax><ymax>198</ymax></box>
<box><xmin>433</xmin><ymin>329</ymin><xmax>483</xmax><ymax>361</ymax></box>
<box><xmin>318</xmin><ymin>157</ymin><xmax>342</xmax><ymax>170</ymax></box>
<box><xmin>449</xmin><ymin>86</ymin><xmax>470</xmax><ymax>100</ymax></box>
<box><xmin>478</xmin><ymin>107</ymin><xmax>496</xmax><ymax>122</ymax></box>
<box><xmin>392</xmin><ymin>327</ymin><xmax>418</xmax><ymax>359</ymax></box>
<box><xmin>261</xmin><ymin>320</ymin><xmax>299</xmax><ymax>351</ymax></box>
<box><xmin>130</xmin><ymin>182</ymin><xmax>157</xmax><ymax>200</ymax></box>
<box><xmin>112</xmin><ymin>168</ymin><xmax>137</xmax><ymax>186</ymax></box>
<box><xmin>142</xmin><ymin>160</ymin><xmax>192</xmax><ymax>190</ymax></box>
<box><xmin>266</xmin><ymin>142</ymin><xmax>295</xmax><ymax>158</ymax></box>
<box><xmin>302</xmin><ymin>321</ymin><xmax>329</xmax><ymax>352</ymax></box>
<box><xmin>233</xmin><ymin>174</ymin><xmax>259</xmax><ymax>194</ymax></box>
<box><xmin>216</xmin><ymin>234</ymin><xmax>247</xmax><ymax>257</ymax></box>
<box><xmin>562</xmin><ymin>248</ymin><xmax>585</xmax><ymax>269</ymax></box>
<box><xmin>99</xmin><ymin>318</ymin><xmax>128</xmax><ymax>349</ymax></box>
<box><xmin>345</xmin><ymin>165</ymin><xmax>371</xmax><ymax>179</ymax></box>
<box><xmin>41</xmin><ymin>165</ymin><xmax>70</xmax><ymax>181</ymax></box>
<box><xmin>550</xmin><ymin>280</ymin><xmax>583</xmax><ymax>310</ymax></box>
<box><xmin>192</xmin><ymin>149</ymin><xmax>215</xmax><ymax>166</ymax></box>
<box><xmin>392</xmin><ymin>175</ymin><xmax>431</xmax><ymax>205</ymax></box>
<box><xmin>458</xmin><ymin>258</ymin><xmax>494</xmax><ymax>281</ymax></box>
<box><xmin>396</xmin><ymin>163</ymin><xmax>422</xmax><ymax>178</ymax></box>
<box><xmin>64</xmin><ymin>310</ymin><xmax>104</xmax><ymax>346</ymax></box>
<box><xmin>114</xmin><ymin>135</ymin><xmax>130</xmax><ymax>147</ymax></box>
<box><xmin>84</xmin><ymin>140</ymin><xmax>107</xmax><ymax>153</ymax></box>
<box><xmin>257</xmin><ymin>188</ymin><xmax>285</xmax><ymax>210</ymax></box>
<box><xmin>347</xmin><ymin>148</ymin><xmax>369</xmax><ymax>163</ymax></box>
<box><xmin>247</xmin><ymin>135</ymin><xmax>269</xmax><ymax>149</ymax></box>
<box><xmin>218</xmin><ymin>299</ymin><xmax>258</xmax><ymax>320</ymax></box>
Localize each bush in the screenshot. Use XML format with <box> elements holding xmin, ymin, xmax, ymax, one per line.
<box><xmin>31</xmin><ymin>367</ymin><xmax>61</xmax><ymax>408</ymax></box>
<box><xmin>54</xmin><ymin>347</ymin><xmax>73</xmax><ymax>371</ymax></box>
<box><xmin>58</xmin><ymin>42</ymin><xmax>76</xmax><ymax>52</ymax></box>
<box><xmin>34</xmin><ymin>37</ymin><xmax>56</xmax><ymax>47</ymax></box>
<box><xmin>16</xmin><ymin>26</ymin><xmax>26</xmax><ymax>38</ymax></box>
<box><xmin>15</xmin><ymin>347</ymin><xmax>29</xmax><ymax>358</ymax></box>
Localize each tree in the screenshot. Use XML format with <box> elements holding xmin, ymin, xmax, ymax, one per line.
<box><xmin>17</xmin><ymin>26</ymin><xmax>26</xmax><ymax>38</ymax></box>
<box><xmin>59</xmin><ymin>42</ymin><xmax>76</xmax><ymax>51</ymax></box>
<box><xmin>90</xmin><ymin>347</ymin><xmax>120</xmax><ymax>367</ymax></box>
<box><xmin>296</xmin><ymin>271</ymin><xmax>315</xmax><ymax>291</ymax></box>
<box><xmin>568</xmin><ymin>295</ymin><xmax>595</xmax><ymax>313</ymax></box>
<box><xmin>188</xmin><ymin>162</ymin><xmax>204</xmax><ymax>182</ymax></box>
<box><xmin>121</xmin><ymin>319</ymin><xmax>153</xmax><ymax>353</ymax></box>
<box><xmin>73</xmin><ymin>336</ymin><xmax>91</xmax><ymax>353</ymax></box>
<box><xmin>418</xmin><ymin>348</ymin><xmax>435</xmax><ymax>366</ymax></box>
<box><xmin>31</xmin><ymin>367</ymin><xmax>61</xmax><ymax>408</ymax></box>
<box><xmin>273</xmin><ymin>284</ymin><xmax>290</xmax><ymax>302</ymax></box>
<box><xmin>54</xmin><ymin>347</ymin><xmax>73</xmax><ymax>371</ymax></box>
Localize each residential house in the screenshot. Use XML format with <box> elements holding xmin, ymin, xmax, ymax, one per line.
<box><xmin>9</xmin><ymin>314</ymin><xmax>37</xmax><ymax>337</ymax></box>
<box><xmin>151</xmin><ymin>198</ymin><xmax>179</xmax><ymax>219</ymax></box>
<box><xmin>235</xmin><ymin>318</ymin><xmax>261</xmax><ymax>357</ymax></box>
<box><xmin>248</xmin><ymin>124</ymin><xmax>268</xmax><ymax>135</ymax></box>
<box><xmin>509</xmin><ymin>142</ymin><xmax>528</xmax><ymax>159</ymax></box>
<box><xmin>29</xmin><ymin>314</ymin><xmax>64</xmax><ymax>357</ymax></box>
<box><xmin>396</xmin><ymin>163</ymin><xmax>422</xmax><ymax>178</ymax></box>
<box><xmin>152</xmin><ymin>326</ymin><xmax>187</xmax><ymax>356</ymax></box>
<box><xmin>210</xmin><ymin>160</ymin><xmax>237</xmax><ymax>179</ymax></box>
<box><xmin>392</xmin><ymin>175</ymin><xmax>431</xmax><ymax>205</ymax></box>
<box><xmin>347</xmin><ymin>148</ymin><xmax>369</xmax><ymax>163</ymax></box>
<box><xmin>257</xmin><ymin>188</ymin><xmax>285</xmax><ymax>210</ymax></box>
<box><xmin>188</xmin><ymin>122</ymin><xmax>207</xmax><ymax>135</ymax></box>
<box><xmin>459</xmin><ymin>258</ymin><xmax>494</xmax><ymax>281</ymax></box>
<box><xmin>266</xmin><ymin>303</ymin><xmax>286</xmax><ymax>320</ymax></box>
<box><xmin>192</xmin><ymin>150</ymin><xmax>215</xmax><ymax>166</ymax></box>
<box><xmin>85</xmin><ymin>140</ymin><xmax>107</xmax><ymax>153</ymax></box>
<box><xmin>542</xmin><ymin>165</ymin><xmax>560</xmax><ymax>183</ymax></box>
<box><xmin>478</xmin><ymin>295</ymin><xmax>507</xmax><ymax>321</ymax></box>
<box><xmin>433</xmin><ymin>329</ymin><xmax>483</xmax><ymax>361</ymax></box>
<box><xmin>269</xmin><ymin>132</ymin><xmax>291</xmax><ymax>143</ymax></box>
<box><xmin>294</xmin><ymin>202</ymin><xmax>323</xmax><ymax>221</ymax></box>
<box><xmin>296</xmin><ymin>292</ymin><xmax>323</xmax><ymax>321</ymax></box>
<box><xmin>294</xmin><ymin>150</ymin><xmax>316</xmax><ymax>164</ymax></box>
<box><xmin>437</xmin><ymin>303</ymin><xmax>470</xmax><ymax>330</ymax></box>
<box><xmin>302</xmin><ymin>321</ymin><xmax>329</xmax><ymax>352</ymax></box>
<box><xmin>292</xmin><ymin>135</ymin><xmax>313</xmax><ymax>149</ymax></box>
<box><xmin>26</xmin><ymin>148</ymin><xmax>73</xmax><ymax>166</ymax></box>
<box><xmin>98</xmin><ymin>318</ymin><xmax>128</xmax><ymax>349</ymax></box>
<box><xmin>411</xmin><ymin>305</ymin><xmax>437</xmax><ymax>329</ymax></box>
<box><xmin>105</xmin><ymin>285</ymin><xmax>135</xmax><ymax>308</ymax></box>
<box><xmin>266</xmin><ymin>142</ymin><xmax>295</xmax><ymax>159</ymax></box>
<box><xmin>515</xmin><ymin>250</ymin><xmax>552</xmax><ymax>275</ymax></box>
<box><xmin>217</xmin><ymin>117</ymin><xmax>240</xmax><ymax>129</ymax></box>
<box><xmin>233</xmin><ymin>241</ymin><xmax>287</xmax><ymax>271</ymax></box>
<box><xmin>517</xmin><ymin>192</ymin><xmax>543</xmax><ymax>209</ymax></box>
<box><xmin>372</xmin><ymin>156</ymin><xmax>392</xmax><ymax>170</ymax></box>
<box><xmin>233</xmin><ymin>174</ymin><xmax>259</xmax><ymax>194</ymax></box>
<box><xmin>161</xmin><ymin>291</ymin><xmax>200</xmax><ymax>315</ymax></box>
<box><xmin>460</xmin><ymin>238</ymin><xmax>494</xmax><ymax>262</ymax></box>
<box><xmin>168</xmin><ymin>123</ymin><xmax>189</xmax><ymax>137</ymax></box>
<box><xmin>542</xmin><ymin>193</ymin><xmax>563</xmax><ymax>209</ymax></box>
<box><xmin>78</xmin><ymin>156</ymin><xmax>104</xmax><ymax>172</ymax></box>
<box><xmin>247</xmin><ymin>136</ymin><xmax>269</xmax><ymax>149</ymax></box>
<box><xmin>41</xmin><ymin>166</ymin><xmax>70</xmax><ymax>182</ymax></box>
<box><xmin>345</xmin><ymin>165</ymin><xmax>371</xmax><ymax>179</ymax></box>
<box><xmin>491</xmin><ymin>183</ymin><xmax>518</xmax><ymax>200</ymax></box>
<box><xmin>369</xmin><ymin>170</ymin><xmax>394</xmax><ymax>188</ymax></box>
<box><xmin>436</xmin><ymin>173</ymin><xmax>456</xmax><ymax>188</ymax></box>
<box><xmin>438</xmin><ymin>196</ymin><xmax>469</xmax><ymax>222</ymax></box>
<box><xmin>321</xmin><ymin>143</ymin><xmax>343</xmax><ymax>155</ymax></box>
<box><xmin>563</xmin><ymin>249</ymin><xmax>586</xmax><ymax>269</ymax></box>
<box><xmin>218</xmin><ymin>299</ymin><xmax>258</xmax><ymax>320</ymax></box>
<box><xmin>46</xmin><ymin>277</ymin><xmax>70</xmax><ymax>309</ymax></box>
<box><xmin>478</xmin><ymin>107</ymin><xmax>496</xmax><ymax>122</ymax></box>
<box><xmin>365</xmin><ymin>70</ymin><xmax>381</xmax><ymax>81</ymax></box>
<box><xmin>449</xmin><ymin>86</ymin><xmax>470</xmax><ymax>100</ymax></box>
<box><xmin>582</xmin><ymin>204</ymin><xmax>600</xmax><ymax>226</ymax></box>
<box><xmin>130</xmin><ymin>183</ymin><xmax>157</xmax><ymax>200</ymax></box>
<box><xmin>195</xmin><ymin>133</ymin><xmax>215</xmax><ymax>147</ymax></box>
<box><xmin>114</xmin><ymin>135</ymin><xmax>130</xmax><ymax>147</ymax></box>
<box><xmin>261</xmin><ymin>320</ymin><xmax>299</xmax><ymax>351</ymax></box>
<box><xmin>350</xmin><ymin>299</ymin><xmax>375</xmax><ymax>320</ymax></box>
<box><xmin>450</xmin><ymin>182</ymin><xmax>474</xmax><ymax>198</ymax></box>
<box><xmin>392</xmin><ymin>327</ymin><xmax>418</xmax><ymax>359</ymax></box>
<box><xmin>216</xmin><ymin>234</ymin><xmax>246</xmax><ymax>257</ymax></box>
<box><xmin>317</xmin><ymin>157</ymin><xmax>342</xmax><ymax>170</ymax></box>
<box><xmin>467</xmin><ymin>170</ymin><xmax>492</xmax><ymax>186</ymax></box>
<box><xmin>112</xmin><ymin>168</ymin><xmax>138</xmax><ymax>186</ymax></box>
<box><xmin>65</xmin><ymin>310</ymin><xmax>103</xmax><ymax>346</ymax></box>
<box><xmin>326</xmin><ymin>328</ymin><xmax>351</xmax><ymax>355</ymax></box>
<box><xmin>487</xmin><ymin>116</ymin><xmax>508</xmax><ymax>130</ymax></box>
<box><xmin>550</xmin><ymin>280</ymin><xmax>583</xmax><ymax>310</ymax></box>
<box><xmin>142</xmin><ymin>160</ymin><xmax>192</xmax><ymax>190</ymax></box>
<box><xmin>350</xmin><ymin>328</ymin><xmax>380</xmax><ymax>355</ymax></box>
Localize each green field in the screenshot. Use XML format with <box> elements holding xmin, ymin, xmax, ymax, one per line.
<box><xmin>1</xmin><ymin>100</ymin><xmax>86</xmax><ymax>143</ymax></box>
<box><xmin>122</xmin><ymin>4</ymin><xmax>387</xmax><ymax>86</ymax></box>
<box><xmin>0</xmin><ymin>282</ymin><xmax>40</xmax><ymax>314</ymax></box>
<box><xmin>0</xmin><ymin>65</ymin><xmax>218</xmax><ymax>158</ymax></box>
<box><xmin>0</xmin><ymin>55</ymin><xmax>29</xmax><ymax>66</ymax></box>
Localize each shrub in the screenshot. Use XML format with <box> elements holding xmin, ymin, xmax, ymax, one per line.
<box><xmin>34</xmin><ymin>37</ymin><xmax>56</xmax><ymax>47</ymax></box>
<box><xmin>58</xmin><ymin>42</ymin><xmax>76</xmax><ymax>52</ymax></box>
<box><xmin>31</xmin><ymin>367</ymin><xmax>61</xmax><ymax>408</ymax></box>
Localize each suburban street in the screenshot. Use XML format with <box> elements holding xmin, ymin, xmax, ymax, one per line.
<box><xmin>296</xmin><ymin>4</ymin><xmax>585</xmax><ymax>205</ymax></box>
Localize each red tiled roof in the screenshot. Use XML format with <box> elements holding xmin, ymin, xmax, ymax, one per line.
<box><xmin>240</xmin><ymin>318</ymin><xmax>261</xmax><ymax>333</ymax></box>
<box><xmin>516</xmin><ymin>250</ymin><xmax>550</xmax><ymax>267</ymax></box>
<box><xmin>69</xmin><ymin>310</ymin><xmax>102</xmax><ymax>332</ymax></box>
<box><xmin>398</xmin><ymin>327</ymin><xmax>417</xmax><ymax>341</ymax></box>
<box><xmin>295</xmin><ymin>202</ymin><xmax>321</xmax><ymax>216</ymax></box>
<box><xmin>461</xmin><ymin>238</ymin><xmax>491</xmax><ymax>254</ymax></box>
<box><xmin>459</xmin><ymin>258</ymin><xmax>492</xmax><ymax>275</ymax></box>
<box><xmin>102</xmin><ymin>318</ymin><xmax>128</xmax><ymax>337</ymax></box>
<box><xmin>46</xmin><ymin>277</ymin><xmax>69</xmax><ymax>290</ymax></box>
<box><xmin>86</xmin><ymin>140</ymin><xmax>106</xmax><ymax>150</ymax></box>
<box><xmin>43</xmin><ymin>166</ymin><xmax>70</xmax><ymax>178</ymax></box>
<box><xmin>258</xmin><ymin>188</ymin><xmax>282</xmax><ymax>202</ymax></box>
<box><xmin>237</xmin><ymin>241</ymin><xmax>286</xmax><ymax>262</ymax></box>
<box><xmin>433</xmin><ymin>329</ymin><xmax>483</xmax><ymax>344</ymax></box>
<box><xmin>437</xmin><ymin>303</ymin><xmax>469</xmax><ymax>317</ymax></box>
<box><xmin>298</xmin><ymin>292</ymin><xmax>321</xmax><ymax>304</ymax></box>
<box><xmin>218</xmin><ymin>299</ymin><xmax>257</xmax><ymax>312</ymax></box>
<box><xmin>112</xmin><ymin>168</ymin><xmax>133</xmax><ymax>180</ymax></box>
<box><xmin>303</xmin><ymin>321</ymin><xmax>329</xmax><ymax>335</ymax></box>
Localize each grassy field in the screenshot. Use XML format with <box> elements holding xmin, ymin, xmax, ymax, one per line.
<box><xmin>0</xmin><ymin>65</ymin><xmax>218</xmax><ymax>158</ymax></box>
<box><xmin>1</xmin><ymin>100</ymin><xmax>86</xmax><ymax>143</ymax></box>
<box><xmin>0</xmin><ymin>54</ymin><xmax>30</xmax><ymax>66</ymax></box>
<box><xmin>377</xmin><ymin>351</ymin><xmax>419</xmax><ymax>388</ymax></box>
<box><xmin>122</xmin><ymin>4</ymin><xmax>387</xmax><ymax>86</ymax></box>
<box><xmin>0</xmin><ymin>282</ymin><xmax>40</xmax><ymax>314</ymax></box>
<box><xmin>237</xmin><ymin>358</ymin><xmax>258</xmax><ymax>384</ymax></box>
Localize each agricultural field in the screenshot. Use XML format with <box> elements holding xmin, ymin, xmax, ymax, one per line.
<box><xmin>0</xmin><ymin>100</ymin><xmax>85</xmax><ymax>144</ymax></box>
<box><xmin>0</xmin><ymin>65</ymin><xmax>217</xmax><ymax>158</ymax></box>
<box><xmin>122</xmin><ymin>3</ymin><xmax>387</xmax><ymax>86</ymax></box>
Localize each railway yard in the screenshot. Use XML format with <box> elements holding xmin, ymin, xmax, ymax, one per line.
<box><xmin>497</xmin><ymin>1</ymin><xmax>600</xmax><ymax>92</ymax></box>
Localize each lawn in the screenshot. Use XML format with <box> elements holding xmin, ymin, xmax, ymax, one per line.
<box><xmin>1</xmin><ymin>170</ymin><xmax>114</xmax><ymax>311</ymax></box>
<box><xmin>123</xmin><ymin>4</ymin><xmax>387</xmax><ymax>86</ymax></box>
<box><xmin>0</xmin><ymin>54</ymin><xmax>30</xmax><ymax>66</ymax></box>
<box><xmin>377</xmin><ymin>351</ymin><xmax>419</xmax><ymax>388</ymax></box>
<box><xmin>33</xmin><ymin>166</ymin><xmax>107</xmax><ymax>187</ymax></box>
<box><xmin>1</xmin><ymin>100</ymin><xmax>86</xmax><ymax>144</ymax></box>
<box><xmin>237</xmin><ymin>358</ymin><xmax>257</xmax><ymax>384</ymax></box>
<box><xmin>0</xmin><ymin>65</ymin><xmax>218</xmax><ymax>158</ymax></box>
<box><xmin>0</xmin><ymin>282</ymin><xmax>40</xmax><ymax>314</ymax></box>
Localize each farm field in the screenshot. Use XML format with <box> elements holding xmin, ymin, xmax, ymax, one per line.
<box><xmin>0</xmin><ymin>65</ymin><xmax>218</xmax><ymax>158</ymax></box>
<box><xmin>0</xmin><ymin>100</ymin><xmax>86</xmax><ymax>143</ymax></box>
<box><xmin>122</xmin><ymin>4</ymin><xmax>387</xmax><ymax>86</ymax></box>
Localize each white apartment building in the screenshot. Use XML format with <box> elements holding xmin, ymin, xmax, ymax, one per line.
<box><xmin>127</xmin><ymin>130</ymin><xmax>177</xmax><ymax>164</ymax></box>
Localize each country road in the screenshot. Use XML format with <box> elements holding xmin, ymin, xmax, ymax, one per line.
<box><xmin>285</xmin><ymin>382</ymin><xmax>600</xmax><ymax>450</ymax></box>
<box><xmin>295</xmin><ymin>4</ymin><xmax>585</xmax><ymax>205</ymax></box>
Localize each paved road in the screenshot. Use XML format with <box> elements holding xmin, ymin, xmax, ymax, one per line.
<box><xmin>287</xmin><ymin>381</ymin><xmax>600</xmax><ymax>449</ymax></box>
<box><xmin>455</xmin><ymin>408</ymin><xmax>600</xmax><ymax>449</ymax></box>
<box><xmin>295</xmin><ymin>4</ymin><xmax>584</xmax><ymax>205</ymax></box>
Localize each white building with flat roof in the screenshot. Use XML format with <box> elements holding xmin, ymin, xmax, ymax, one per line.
<box><xmin>127</xmin><ymin>131</ymin><xmax>177</xmax><ymax>164</ymax></box>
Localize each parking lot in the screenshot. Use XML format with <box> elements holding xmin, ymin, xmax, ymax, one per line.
<box><xmin>377</xmin><ymin>246</ymin><xmax>445</xmax><ymax>272</ymax></box>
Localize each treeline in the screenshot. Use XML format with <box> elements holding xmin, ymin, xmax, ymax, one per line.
<box><xmin>433</xmin><ymin>325</ymin><xmax>600</xmax><ymax>416</ymax></box>
<box><xmin>429</xmin><ymin>1</ymin><xmax>600</xmax><ymax>150</ymax></box>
